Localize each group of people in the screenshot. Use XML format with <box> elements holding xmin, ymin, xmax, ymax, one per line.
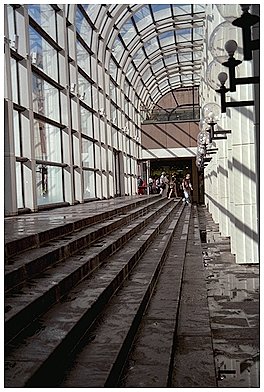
<box><xmin>138</xmin><ymin>172</ymin><xmax>193</xmax><ymax>205</ymax></box>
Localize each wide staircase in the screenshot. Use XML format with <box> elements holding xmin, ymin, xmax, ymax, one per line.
<box><xmin>5</xmin><ymin>195</ymin><xmax>216</xmax><ymax>387</ymax></box>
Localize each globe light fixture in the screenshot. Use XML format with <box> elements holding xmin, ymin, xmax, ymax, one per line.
<box><xmin>208</xmin><ymin>21</ymin><xmax>243</xmax><ymax>64</ymax></box>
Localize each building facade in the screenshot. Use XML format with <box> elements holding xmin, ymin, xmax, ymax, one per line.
<box><xmin>4</xmin><ymin>4</ymin><xmax>259</xmax><ymax>264</ymax></box>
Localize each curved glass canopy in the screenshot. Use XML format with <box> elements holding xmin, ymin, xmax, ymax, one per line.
<box><xmin>78</xmin><ymin>4</ymin><xmax>205</xmax><ymax>112</ymax></box>
<box><xmin>102</xmin><ymin>4</ymin><xmax>204</xmax><ymax>108</ymax></box>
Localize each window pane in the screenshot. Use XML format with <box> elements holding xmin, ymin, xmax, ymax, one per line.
<box><xmin>28</xmin><ymin>4</ymin><xmax>56</xmax><ymax>41</ymax></box>
<box><xmin>76</xmin><ymin>41</ymin><xmax>91</xmax><ymax>76</ymax></box>
<box><xmin>82</xmin><ymin>138</ymin><xmax>94</xmax><ymax>168</ymax></box>
<box><xmin>34</xmin><ymin>120</ymin><xmax>62</xmax><ymax>162</ymax></box>
<box><xmin>76</xmin><ymin>8</ymin><xmax>92</xmax><ymax>46</ymax></box>
<box><xmin>10</xmin><ymin>58</ymin><xmax>19</xmax><ymax>104</ymax></box>
<box><xmin>152</xmin><ymin>4</ymin><xmax>171</xmax><ymax>21</ymax></box>
<box><xmin>119</xmin><ymin>18</ymin><xmax>137</xmax><ymax>45</ymax></box>
<box><xmin>78</xmin><ymin>73</ymin><xmax>92</xmax><ymax>106</ymax></box>
<box><xmin>36</xmin><ymin>164</ymin><xmax>63</xmax><ymax>205</ymax></box>
<box><xmin>83</xmin><ymin>170</ymin><xmax>95</xmax><ymax>199</ymax></box>
<box><xmin>29</xmin><ymin>26</ymin><xmax>58</xmax><ymax>81</ymax></box>
<box><xmin>13</xmin><ymin>110</ymin><xmax>21</xmax><ymax>156</ymax></box>
<box><xmin>32</xmin><ymin>74</ymin><xmax>60</xmax><ymax>122</ymax></box>
<box><xmin>80</xmin><ymin>106</ymin><xmax>93</xmax><ymax>138</ymax></box>
<box><xmin>16</xmin><ymin>162</ymin><xmax>24</xmax><ymax>208</ymax></box>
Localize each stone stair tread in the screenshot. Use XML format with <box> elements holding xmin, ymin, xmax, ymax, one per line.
<box><xmin>5</xmin><ymin>200</ymin><xmax>174</xmax><ymax>340</ymax></box>
<box><xmin>5</xmin><ymin>197</ymin><xmax>163</xmax><ymax>271</ymax></box>
<box><xmin>5</xmin><ymin>201</ymin><xmax>180</xmax><ymax>387</ymax></box>
<box><xmin>5</xmin><ymin>198</ymin><xmax>167</xmax><ymax>293</ymax></box>
<box><xmin>4</xmin><ymin>196</ymin><xmax>159</xmax><ymax>258</ymax></box>
<box><xmin>61</xmin><ymin>205</ymin><xmax>187</xmax><ymax>387</ymax></box>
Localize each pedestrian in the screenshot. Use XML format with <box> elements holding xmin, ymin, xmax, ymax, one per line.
<box><xmin>137</xmin><ymin>176</ymin><xmax>144</xmax><ymax>195</ymax></box>
<box><xmin>182</xmin><ymin>173</ymin><xmax>193</xmax><ymax>205</ymax></box>
<box><xmin>148</xmin><ymin>176</ymin><xmax>153</xmax><ymax>194</ymax></box>
<box><xmin>159</xmin><ymin>172</ymin><xmax>169</xmax><ymax>197</ymax></box>
<box><xmin>168</xmin><ymin>173</ymin><xmax>178</xmax><ymax>199</ymax></box>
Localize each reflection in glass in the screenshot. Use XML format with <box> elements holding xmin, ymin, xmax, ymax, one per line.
<box><xmin>82</xmin><ymin>138</ymin><xmax>94</xmax><ymax>168</ymax></box>
<box><xmin>28</xmin><ymin>4</ymin><xmax>56</xmax><ymax>41</ymax></box>
<box><xmin>76</xmin><ymin>41</ymin><xmax>91</xmax><ymax>76</ymax></box>
<box><xmin>80</xmin><ymin>107</ymin><xmax>93</xmax><ymax>138</ymax></box>
<box><xmin>16</xmin><ymin>162</ymin><xmax>24</xmax><ymax>208</ymax></box>
<box><xmin>83</xmin><ymin>170</ymin><xmax>95</xmax><ymax>199</ymax></box>
<box><xmin>29</xmin><ymin>26</ymin><xmax>58</xmax><ymax>81</ymax></box>
<box><xmin>13</xmin><ymin>110</ymin><xmax>21</xmax><ymax>156</ymax></box>
<box><xmin>34</xmin><ymin>120</ymin><xmax>61</xmax><ymax>162</ymax></box>
<box><xmin>36</xmin><ymin>164</ymin><xmax>63</xmax><ymax>205</ymax></box>
<box><xmin>76</xmin><ymin>7</ymin><xmax>92</xmax><ymax>46</ymax></box>
<box><xmin>32</xmin><ymin>74</ymin><xmax>60</xmax><ymax>122</ymax></box>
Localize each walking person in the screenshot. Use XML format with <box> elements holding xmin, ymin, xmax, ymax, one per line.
<box><xmin>168</xmin><ymin>173</ymin><xmax>178</xmax><ymax>199</ymax></box>
<box><xmin>159</xmin><ymin>172</ymin><xmax>169</xmax><ymax>197</ymax></box>
<box><xmin>182</xmin><ymin>173</ymin><xmax>193</xmax><ymax>205</ymax></box>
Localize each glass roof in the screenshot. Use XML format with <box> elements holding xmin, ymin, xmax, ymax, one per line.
<box><xmin>83</xmin><ymin>4</ymin><xmax>205</xmax><ymax>108</ymax></box>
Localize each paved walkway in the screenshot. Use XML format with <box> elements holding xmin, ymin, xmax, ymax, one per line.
<box><xmin>198</xmin><ymin>206</ymin><xmax>259</xmax><ymax>388</ymax></box>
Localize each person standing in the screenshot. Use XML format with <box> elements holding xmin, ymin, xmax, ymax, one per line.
<box><xmin>159</xmin><ymin>172</ymin><xmax>169</xmax><ymax>197</ymax></box>
<box><xmin>182</xmin><ymin>173</ymin><xmax>193</xmax><ymax>205</ymax></box>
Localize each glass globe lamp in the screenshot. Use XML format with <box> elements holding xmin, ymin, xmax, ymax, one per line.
<box><xmin>209</xmin><ymin>21</ymin><xmax>243</xmax><ymax>64</ymax></box>
<box><xmin>206</xmin><ymin>60</ymin><xmax>230</xmax><ymax>90</ymax></box>
<box><xmin>202</xmin><ymin>103</ymin><xmax>221</xmax><ymax>123</ymax></box>
<box><xmin>216</xmin><ymin>4</ymin><xmax>241</xmax><ymax>23</ymax></box>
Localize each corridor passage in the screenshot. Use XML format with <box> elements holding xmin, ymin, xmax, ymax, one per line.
<box><xmin>4</xmin><ymin>196</ymin><xmax>259</xmax><ymax>388</ymax></box>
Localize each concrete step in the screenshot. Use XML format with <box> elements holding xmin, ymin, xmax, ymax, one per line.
<box><xmin>5</xmin><ymin>198</ymin><xmax>174</xmax><ymax>343</ymax></box>
<box><xmin>61</xmin><ymin>203</ymin><xmax>188</xmax><ymax>388</ymax></box>
<box><xmin>5</xmin><ymin>200</ymin><xmax>183</xmax><ymax>387</ymax></box>
<box><xmin>118</xmin><ymin>207</ymin><xmax>191</xmax><ymax>388</ymax></box>
<box><xmin>5</xmin><ymin>196</ymin><xmax>166</xmax><ymax>293</ymax></box>
<box><xmin>5</xmin><ymin>195</ymin><xmax>159</xmax><ymax>259</ymax></box>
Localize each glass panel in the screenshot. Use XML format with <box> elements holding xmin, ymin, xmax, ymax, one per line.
<box><xmin>178</xmin><ymin>52</ymin><xmax>192</xmax><ymax>63</ymax></box>
<box><xmin>112</xmin><ymin>37</ymin><xmax>125</xmax><ymax>62</ymax></box>
<box><xmin>164</xmin><ymin>53</ymin><xmax>177</xmax><ymax>66</ymax></box>
<box><xmin>10</xmin><ymin>58</ymin><xmax>19</xmax><ymax>104</ymax></box>
<box><xmin>151</xmin><ymin>4</ymin><xmax>171</xmax><ymax>21</ymax></box>
<box><xmin>80</xmin><ymin>106</ymin><xmax>93</xmax><ymax>138</ymax></box>
<box><xmin>109</xmin><ymin>81</ymin><xmax>116</xmax><ymax>101</ymax></box>
<box><xmin>32</xmin><ymin>74</ymin><xmax>60</xmax><ymax>122</ymax></box>
<box><xmin>151</xmin><ymin>58</ymin><xmax>164</xmax><ymax>72</ymax></box>
<box><xmin>13</xmin><ymin>110</ymin><xmax>21</xmax><ymax>156</ymax></box>
<box><xmin>34</xmin><ymin>120</ymin><xmax>62</xmax><ymax>162</ymax></box>
<box><xmin>133</xmin><ymin>6</ymin><xmax>152</xmax><ymax>32</ymax></box>
<box><xmin>82</xmin><ymin>138</ymin><xmax>94</xmax><ymax>168</ymax></box>
<box><xmin>83</xmin><ymin>170</ymin><xmax>95</xmax><ymax>198</ymax></box>
<box><xmin>119</xmin><ymin>18</ymin><xmax>137</xmax><ymax>45</ymax></box>
<box><xmin>36</xmin><ymin>164</ymin><xmax>63</xmax><ymax>205</ymax></box>
<box><xmin>175</xmin><ymin>28</ymin><xmax>191</xmax><ymax>42</ymax></box>
<box><xmin>126</xmin><ymin>62</ymin><xmax>136</xmax><ymax>82</ymax></box>
<box><xmin>28</xmin><ymin>4</ymin><xmax>56</xmax><ymax>41</ymax></box>
<box><xmin>194</xmin><ymin>4</ymin><xmax>205</xmax><ymax>13</ymax></box>
<box><xmin>76</xmin><ymin>41</ymin><xmax>91</xmax><ymax>76</ymax></box>
<box><xmin>133</xmin><ymin>47</ymin><xmax>146</xmax><ymax>67</ymax></box>
<box><xmin>29</xmin><ymin>26</ymin><xmax>58</xmax><ymax>81</ymax></box>
<box><xmin>78</xmin><ymin>73</ymin><xmax>92</xmax><ymax>106</ymax></box>
<box><xmin>109</xmin><ymin>58</ymin><xmax>117</xmax><ymax>80</ymax></box>
<box><xmin>82</xmin><ymin>4</ymin><xmax>101</xmax><ymax>23</ymax></box>
<box><xmin>76</xmin><ymin>7</ymin><xmax>92</xmax><ymax>46</ymax></box>
<box><xmin>144</xmin><ymin>37</ymin><xmax>159</xmax><ymax>56</ymax></box>
<box><xmin>173</xmin><ymin>4</ymin><xmax>192</xmax><ymax>16</ymax></box>
<box><xmin>159</xmin><ymin>31</ymin><xmax>175</xmax><ymax>47</ymax></box>
<box><xmin>16</xmin><ymin>162</ymin><xmax>24</xmax><ymax>208</ymax></box>
<box><xmin>142</xmin><ymin>68</ymin><xmax>152</xmax><ymax>83</ymax></box>
<box><xmin>193</xmin><ymin>26</ymin><xmax>204</xmax><ymax>41</ymax></box>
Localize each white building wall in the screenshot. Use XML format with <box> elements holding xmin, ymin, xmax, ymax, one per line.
<box><xmin>201</xmin><ymin>5</ymin><xmax>259</xmax><ymax>264</ymax></box>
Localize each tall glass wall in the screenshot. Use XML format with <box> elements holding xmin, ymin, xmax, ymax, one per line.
<box><xmin>4</xmin><ymin>4</ymin><xmax>141</xmax><ymax>214</ymax></box>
